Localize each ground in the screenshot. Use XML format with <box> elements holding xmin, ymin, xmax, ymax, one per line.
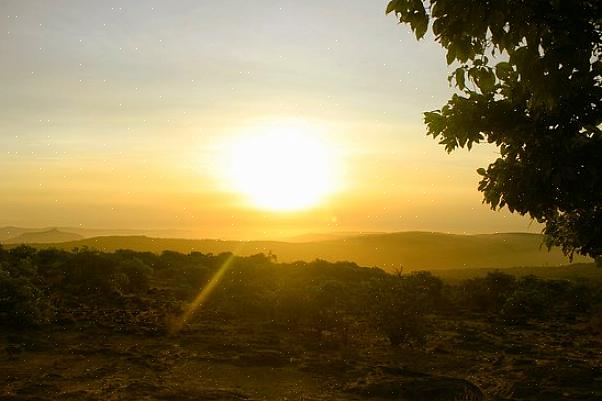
<box><xmin>2</xmin><ymin>311</ymin><xmax>601</xmax><ymax>401</ymax></box>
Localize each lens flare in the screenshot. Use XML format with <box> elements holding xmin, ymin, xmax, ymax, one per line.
<box><xmin>169</xmin><ymin>253</ymin><xmax>237</xmax><ymax>334</ymax></box>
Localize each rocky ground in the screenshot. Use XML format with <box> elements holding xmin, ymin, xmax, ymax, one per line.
<box><xmin>2</xmin><ymin>311</ymin><xmax>601</xmax><ymax>401</ymax></box>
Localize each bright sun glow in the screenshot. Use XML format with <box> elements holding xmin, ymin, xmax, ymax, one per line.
<box><xmin>227</xmin><ymin>124</ymin><xmax>336</xmax><ymax>211</ymax></box>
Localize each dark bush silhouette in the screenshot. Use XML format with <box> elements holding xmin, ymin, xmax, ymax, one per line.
<box><xmin>0</xmin><ymin>246</ymin><xmax>599</xmax><ymax>347</ymax></box>
<box><xmin>116</xmin><ymin>258</ymin><xmax>153</xmax><ymax>294</ymax></box>
<box><xmin>365</xmin><ymin>272</ymin><xmax>443</xmax><ymax>346</ymax></box>
<box><xmin>459</xmin><ymin>271</ymin><xmax>516</xmax><ymax>312</ymax></box>
<box><xmin>0</xmin><ymin>265</ymin><xmax>53</xmax><ymax>327</ymax></box>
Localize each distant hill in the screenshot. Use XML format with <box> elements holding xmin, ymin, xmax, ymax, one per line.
<box><xmin>0</xmin><ymin>227</ymin><xmax>46</xmax><ymax>242</ymax></box>
<box><xmin>283</xmin><ymin>232</ymin><xmax>368</xmax><ymax>242</ymax></box>
<box><xmin>4</xmin><ymin>229</ymin><xmax>84</xmax><ymax>244</ymax></box>
<box><xmin>18</xmin><ymin>231</ymin><xmax>591</xmax><ymax>271</ymax></box>
<box><xmin>0</xmin><ymin>226</ymin><xmax>219</xmax><ymax>241</ymax></box>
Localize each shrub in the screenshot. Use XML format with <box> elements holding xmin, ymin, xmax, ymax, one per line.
<box><xmin>501</xmin><ymin>288</ymin><xmax>548</xmax><ymax>325</ymax></box>
<box><xmin>8</xmin><ymin>245</ymin><xmax>38</xmax><ymax>261</ymax></box>
<box><xmin>116</xmin><ymin>258</ymin><xmax>153</xmax><ymax>294</ymax></box>
<box><xmin>0</xmin><ymin>265</ymin><xmax>53</xmax><ymax>327</ymax></box>
<box><xmin>60</xmin><ymin>252</ymin><xmax>120</xmax><ymax>296</ymax></box>
<box><xmin>460</xmin><ymin>271</ymin><xmax>516</xmax><ymax>312</ymax></box>
<box><xmin>366</xmin><ymin>275</ymin><xmax>431</xmax><ymax>346</ymax></box>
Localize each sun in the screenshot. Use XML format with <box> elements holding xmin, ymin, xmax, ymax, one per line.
<box><xmin>227</xmin><ymin>125</ymin><xmax>336</xmax><ymax>211</ymax></box>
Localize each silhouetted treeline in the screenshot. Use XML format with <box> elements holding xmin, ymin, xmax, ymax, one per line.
<box><xmin>1</xmin><ymin>245</ymin><xmax>601</xmax><ymax>346</ymax></box>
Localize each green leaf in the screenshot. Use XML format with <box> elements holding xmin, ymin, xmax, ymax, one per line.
<box><xmin>476</xmin><ymin>69</ymin><xmax>495</xmax><ymax>93</ymax></box>
<box><xmin>385</xmin><ymin>0</ymin><xmax>400</xmax><ymax>15</ymax></box>
<box><xmin>446</xmin><ymin>48</ymin><xmax>456</xmax><ymax>65</ymax></box>
<box><xmin>477</xmin><ymin>168</ymin><xmax>487</xmax><ymax>176</ymax></box>
<box><xmin>495</xmin><ymin>62</ymin><xmax>513</xmax><ymax>80</ymax></box>
<box><xmin>432</xmin><ymin>18</ymin><xmax>443</xmax><ymax>37</ymax></box>
<box><xmin>455</xmin><ymin>68</ymin><xmax>466</xmax><ymax>90</ymax></box>
<box><xmin>413</xmin><ymin>15</ymin><xmax>428</xmax><ymax>39</ymax></box>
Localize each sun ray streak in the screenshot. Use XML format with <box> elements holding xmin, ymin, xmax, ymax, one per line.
<box><xmin>169</xmin><ymin>252</ymin><xmax>238</xmax><ymax>334</ymax></box>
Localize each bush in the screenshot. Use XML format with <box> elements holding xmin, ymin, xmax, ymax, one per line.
<box><xmin>501</xmin><ymin>288</ymin><xmax>548</xmax><ymax>325</ymax></box>
<box><xmin>366</xmin><ymin>275</ymin><xmax>432</xmax><ymax>346</ymax></box>
<box><xmin>459</xmin><ymin>271</ymin><xmax>516</xmax><ymax>312</ymax></box>
<box><xmin>60</xmin><ymin>252</ymin><xmax>122</xmax><ymax>296</ymax></box>
<box><xmin>0</xmin><ymin>265</ymin><xmax>53</xmax><ymax>327</ymax></box>
<box><xmin>0</xmin><ymin>245</ymin><xmax>599</xmax><ymax>337</ymax></box>
<box><xmin>8</xmin><ymin>245</ymin><xmax>38</xmax><ymax>261</ymax></box>
<box><xmin>116</xmin><ymin>258</ymin><xmax>153</xmax><ymax>294</ymax></box>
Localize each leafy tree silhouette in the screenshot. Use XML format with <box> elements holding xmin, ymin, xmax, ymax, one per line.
<box><xmin>387</xmin><ymin>0</ymin><xmax>602</xmax><ymax>264</ymax></box>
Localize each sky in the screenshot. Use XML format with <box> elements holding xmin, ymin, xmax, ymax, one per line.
<box><xmin>0</xmin><ymin>0</ymin><xmax>539</xmax><ymax>239</ymax></box>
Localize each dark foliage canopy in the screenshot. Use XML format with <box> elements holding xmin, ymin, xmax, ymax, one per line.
<box><xmin>2</xmin><ymin>246</ymin><xmax>598</xmax><ymax>336</ymax></box>
<box><xmin>387</xmin><ymin>0</ymin><xmax>602</xmax><ymax>262</ymax></box>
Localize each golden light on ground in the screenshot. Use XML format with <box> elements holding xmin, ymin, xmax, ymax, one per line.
<box><xmin>226</xmin><ymin>122</ymin><xmax>338</xmax><ymax>212</ymax></box>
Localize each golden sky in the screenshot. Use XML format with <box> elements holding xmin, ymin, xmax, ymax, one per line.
<box><xmin>0</xmin><ymin>1</ymin><xmax>538</xmax><ymax>239</ymax></box>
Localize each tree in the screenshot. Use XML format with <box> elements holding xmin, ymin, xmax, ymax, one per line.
<box><xmin>386</xmin><ymin>0</ymin><xmax>602</xmax><ymax>263</ymax></box>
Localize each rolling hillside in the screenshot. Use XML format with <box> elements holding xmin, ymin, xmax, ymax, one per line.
<box><xmin>15</xmin><ymin>231</ymin><xmax>591</xmax><ymax>271</ymax></box>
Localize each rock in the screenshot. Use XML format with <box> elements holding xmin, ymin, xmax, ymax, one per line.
<box><xmin>236</xmin><ymin>349</ymin><xmax>290</xmax><ymax>367</ymax></box>
<box><xmin>155</xmin><ymin>388</ymin><xmax>251</xmax><ymax>400</ymax></box>
<box><xmin>345</xmin><ymin>373</ymin><xmax>483</xmax><ymax>401</ymax></box>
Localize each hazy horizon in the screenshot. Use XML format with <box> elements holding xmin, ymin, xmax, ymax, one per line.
<box><xmin>0</xmin><ymin>224</ymin><xmax>544</xmax><ymax>243</ymax></box>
